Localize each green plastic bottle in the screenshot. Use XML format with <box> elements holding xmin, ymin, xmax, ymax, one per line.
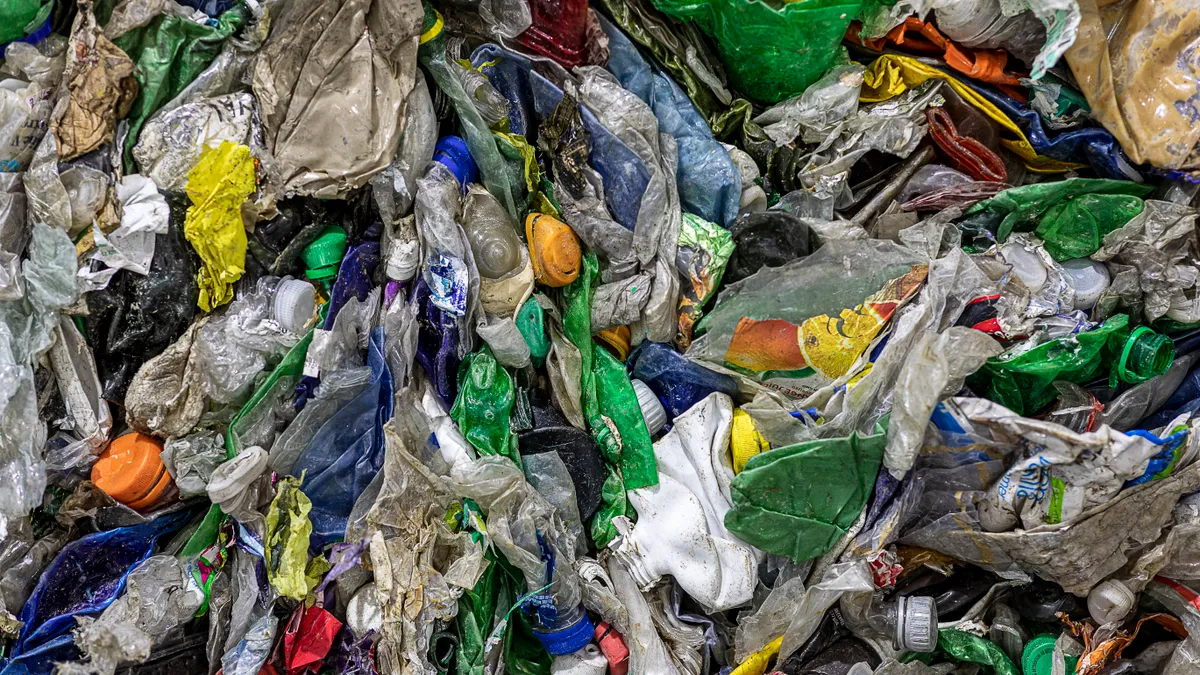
<box><xmin>969</xmin><ymin>314</ymin><xmax>1175</xmax><ymax>415</ymax></box>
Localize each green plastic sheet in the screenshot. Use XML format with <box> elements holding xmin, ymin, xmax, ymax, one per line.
<box><xmin>516</xmin><ymin>295</ymin><xmax>551</xmax><ymax>369</ymax></box>
<box><xmin>455</xmin><ymin>550</ymin><xmax>552</xmax><ymax>675</ymax></box>
<box><xmin>0</xmin><ymin>0</ymin><xmax>50</xmax><ymax>44</ymax></box>
<box><xmin>725</xmin><ymin>429</ymin><xmax>885</xmax><ymax>562</ymax></box>
<box><xmin>1035</xmin><ymin>193</ymin><xmax>1144</xmax><ymax>261</ymax></box>
<box><xmin>114</xmin><ymin>5</ymin><xmax>246</xmax><ymax>171</ymax></box>
<box><xmin>905</xmin><ymin>630</ymin><xmax>1019</xmax><ymax>675</ymax></box>
<box><xmin>960</xmin><ymin>178</ymin><xmax>1154</xmax><ymax>243</ymax></box>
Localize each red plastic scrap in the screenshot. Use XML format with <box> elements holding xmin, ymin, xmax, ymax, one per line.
<box><xmin>926</xmin><ymin>107</ymin><xmax>1008</xmax><ymax>183</ymax></box>
<box><xmin>282</xmin><ymin>605</ymin><xmax>344</xmax><ymax>674</ymax></box>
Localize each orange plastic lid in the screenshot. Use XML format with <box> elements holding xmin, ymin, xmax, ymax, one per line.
<box><xmin>91</xmin><ymin>432</ymin><xmax>171</xmax><ymax>510</ymax></box>
<box><xmin>526</xmin><ymin>213</ymin><xmax>582</xmax><ymax>287</ymax></box>
<box><xmin>595</xmin><ymin>325</ymin><xmax>632</xmax><ymax>362</ymax></box>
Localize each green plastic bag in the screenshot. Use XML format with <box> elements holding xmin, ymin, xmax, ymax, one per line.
<box><xmin>650</xmin><ymin>0</ymin><xmax>863</xmax><ymax>103</ymax></box>
<box><xmin>968</xmin><ymin>314</ymin><xmax>1173</xmax><ymax>416</ymax></box>
<box><xmin>451</xmin><ymin>346</ymin><xmax>520</xmax><ymax>464</ymax></box>
<box><xmin>959</xmin><ymin>178</ymin><xmax>1153</xmax><ymax>243</ymax></box>
<box><xmin>1035</xmin><ymin>193</ymin><xmax>1144</xmax><ymax>261</ymax></box>
<box><xmin>115</xmin><ymin>5</ymin><xmax>246</xmax><ymax>171</ymax></box>
<box><xmin>724</xmin><ymin>429</ymin><xmax>885</xmax><ymax>562</ymax></box>
<box><xmin>0</xmin><ymin>0</ymin><xmax>51</xmax><ymax>44</ymax></box>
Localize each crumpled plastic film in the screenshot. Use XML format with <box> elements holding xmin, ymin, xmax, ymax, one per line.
<box><xmin>183</xmin><ymin>141</ymin><xmax>256</xmax><ymax>312</ymax></box>
<box><xmin>264</xmin><ymin>475</ymin><xmax>314</xmax><ymax>601</ymax></box>
<box><xmin>251</xmin><ymin>0</ymin><xmax>421</xmax><ymax>197</ymax></box>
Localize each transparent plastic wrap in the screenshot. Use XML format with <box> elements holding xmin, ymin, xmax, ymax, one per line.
<box><xmin>267</xmin><ymin>366</ymin><xmax>372</xmax><ymax>475</ymax></box>
<box><xmin>0</xmin><ymin>222</ymin><xmax>76</xmax><ymax>520</ymax></box>
<box><xmin>194</xmin><ymin>277</ymin><xmax>302</xmax><ymax>405</ymax></box>
<box><xmin>132</xmin><ymin>93</ymin><xmax>254</xmax><ymax>192</ymax></box>
<box><xmin>371</xmin><ymin>72</ymin><xmax>437</xmax><ymax>225</ymax></box>
<box><xmin>688</xmin><ymin>239</ymin><xmax>928</xmax><ymax>400</ymax></box>
<box><xmin>160</xmin><ymin>430</ymin><xmax>224</xmax><ymax>499</ymax></box>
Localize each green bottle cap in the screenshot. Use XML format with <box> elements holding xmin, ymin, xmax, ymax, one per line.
<box><xmin>1118</xmin><ymin>326</ymin><xmax>1175</xmax><ymax>384</ymax></box>
<box><xmin>1022</xmin><ymin>634</ymin><xmax>1078</xmax><ymax>675</ymax></box>
<box><xmin>301</xmin><ymin>225</ymin><xmax>347</xmax><ymax>280</ymax></box>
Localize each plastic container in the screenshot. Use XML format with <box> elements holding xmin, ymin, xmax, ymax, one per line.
<box><xmin>272</xmin><ymin>278</ymin><xmax>316</xmax><ymax>334</ymax></box>
<box><xmin>91</xmin><ymin>433</ymin><xmax>179</xmax><ymax>512</ymax></box>
<box><xmin>526</xmin><ymin>213</ymin><xmax>582</xmax><ymax>287</ymax></box>
<box><xmin>651</xmin><ymin>0</ymin><xmax>864</xmax><ymax>103</ymax></box>
<box><xmin>431</xmin><ymin>136</ymin><xmax>479</xmax><ymax>191</ymax></box>
<box><xmin>1061</xmin><ymin>258</ymin><xmax>1111</xmax><ymax>310</ymax></box>
<box><xmin>1022</xmin><ymin>634</ymin><xmax>1079</xmax><ymax>675</ymax></box>
<box><xmin>593</xmin><ymin>622</ymin><xmax>629</xmax><ymax>675</ymax></box>
<box><xmin>863</xmin><ymin>596</ymin><xmax>938</xmax><ymax>652</ymax></box>
<box><xmin>532</xmin><ymin>601</ymin><xmax>595</xmax><ymax>656</ymax></box>
<box><xmin>515</xmin><ymin>0</ymin><xmax>589</xmax><ymax>69</ymax></box>
<box><xmin>630</xmin><ymin>379</ymin><xmax>667</xmax><ymax>436</ymax></box>
<box><xmin>301</xmin><ymin>225</ymin><xmax>348</xmax><ymax>284</ymax></box>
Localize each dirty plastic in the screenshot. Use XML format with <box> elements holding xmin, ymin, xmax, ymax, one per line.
<box><xmin>526</xmin><ymin>213</ymin><xmax>582</xmax><ymax>287</ymax></box>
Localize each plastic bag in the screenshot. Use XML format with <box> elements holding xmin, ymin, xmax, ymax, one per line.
<box><xmin>183</xmin><ymin>141</ymin><xmax>255</xmax><ymax>312</ymax></box>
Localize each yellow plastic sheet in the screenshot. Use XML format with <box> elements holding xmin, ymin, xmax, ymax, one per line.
<box><xmin>184</xmin><ymin>141</ymin><xmax>256</xmax><ymax>311</ymax></box>
<box><xmin>731</xmin><ymin>636</ymin><xmax>783</xmax><ymax>675</ymax></box>
<box><xmin>265</xmin><ymin>475</ymin><xmax>313</xmax><ymax>601</ymax></box>
<box><xmin>860</xmin><ymin>55</ymin><xmax>1084</xmax><ymax>174</ymax></box>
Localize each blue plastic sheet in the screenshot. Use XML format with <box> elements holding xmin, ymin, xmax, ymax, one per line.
<box><xmin>956</xmin><ymin>77</ymin><xmax>1136</xmax><ymax>181</ymax></box>
<box><xmin>471</xmin><ymin>44</ymin><xmax>650</xmax><ymax>232</ymax></box>
<box><xmin>414</xmin><ymin>277</ymin><xmax>462</xmax><ymax>408</ymax></box>
<box><xmin>629</xmin><ymin>341</ymin><xmax>739</xmax><ymax>419</ymax></box>
<box><xmin>295</xmin><ymin>327</ymin><xmax>394</xmax><ymax>547</ymax></box>
<box><xmin>5</xmin><ymin>512</ymin><xmax>191</xmax><ymax>674</ymax></box>
<box><xmin>599</xmin><ymin>14</ymin><xmax>742</xmax><ymax>228</ymax></box>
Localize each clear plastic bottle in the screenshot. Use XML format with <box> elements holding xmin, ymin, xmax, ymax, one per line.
<box><xmin>934</xmin><ymin>0</ymin><xmax>1047</xmax><ymax>68</ymax></box>
<box><xmin>840</xmin><ymin>593</ymin><xmax>938</xmax><ymax>652</ymax></box>
<box><xmin>453</xmin><ymin>65</ymin><xmax>509</xmax><ymax>128</ymax></box>
<box><xmin>463</xmin><ymin>185</ymin><xmax>523</xmax><ymax>279</ymax></box>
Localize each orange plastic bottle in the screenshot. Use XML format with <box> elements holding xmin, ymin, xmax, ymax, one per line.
<box><xmin>526</xmin><ymin>213</ymin><xmax>582</xmax><ymax>287</ymax></box>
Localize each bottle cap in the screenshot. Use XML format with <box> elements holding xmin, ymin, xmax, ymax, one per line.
<box><xmin>533</xmin><ymin>611</ymin><xmax>595</xmax><ymax>656</ymax></box>
<box><xmin>594</xmin><ymin>325</ymin><xmax>632</xmax><ymax>362</ymax></box>
<box><xmin>526</xmin><ymin>214</ymin><xmax>582</xmax><ymax>287</ymax></box>
<box><xmin>731</xmin><ymin>409</ymin><xmax>770</xmax><ymax>473</ymax></box>
<box><xmin>301</xmin><ymin>225</ymin><xmax>347</xmax><ymax>280</ymax></box>
<box><xmin>593</xmin><ymin>622</ymin><xmax>630</xmax><ymax>675</ymax></box>
<box><xmin>631</xmin><ymin>380</ymin><xmax>667</xmax><ymax>436</ymax></box>
<box><xmin>1022</xmin><ymin>635</ymin><xmax>1078</xmax><ymax>675</ymax></box>
<box><xmin>1061</xmin><ymin>258</ymin><xmax>1110</xmax><ymax>310</ymax></box>
<box><xmin>1088</xmin><ymin>580</ymin><xmax>1135</xmax><ymax>625</ymax></box>
<box><xmin>896</xmin><ymin>595</ymin><xmax>938</xmax><ymax>653</ymax></box>
<box><xmin>274</xmin><ymin>279</ymin><xmax>316</xmax><ymax>334</ymax></box>
<box><xmin>91</xmin><ymin>433</ymin><xmax>173</xmax><ymax>511</ymax></box>
<box><xmin>433</xmin><ymin>136</ymin><xmax>478</xmax><ymax>189</ymax></box>
<box><xmin>1000</xmin><ymin>243</ymin><xmax>1047</xmax><ymax>292</ymax></box>
<box><xmin>1118</xmin><ymin>327</ymin><xmax>1174</xmax><ymax>384</ymax></box>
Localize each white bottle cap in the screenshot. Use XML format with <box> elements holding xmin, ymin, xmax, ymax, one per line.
<box><xmin>1088</xmin><ymin>580</ymin><xmax>1135</xmax><ymax>625</ymax></box>
<box><xmin>274</xmin><ymin>278</ymin><xmax>317</xmax><ymax>334</ymax></box>
<box><xmin>1061</xmin><ymin>258</ymin><xmax>1111</xmax><ymax>310</ymax></box>
<box><xmin>631</xmin><ymin>379</ymin><xmax>667</xmax><ymax>436</ymax></box>
<box><xmin>897</xmin><ymin>595</ymin><xmax>938</xmax><ymax>653</ymax></box>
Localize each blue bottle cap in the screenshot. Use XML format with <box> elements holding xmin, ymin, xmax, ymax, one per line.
<box><xmin>532</xmin><ymin>611</ymin><xmax>595</xmax><ymax>656</ymax></box>
<box><xmin>433</xmin><ymin>136</ymin><xmax>478</xmax><ymax>189</ymax></box>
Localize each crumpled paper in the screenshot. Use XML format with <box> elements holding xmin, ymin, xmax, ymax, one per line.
<box><xmin>50</xmin><ymin>1</ymin><xmax>138</xmax><ymax>161</ymax></box>
<box><xmin>90</xmin><ymin>174</ymin><xmax>169</xmax><ymax>276</ymax></box>
<box><xmin>184</xmin><ymin>141</ymin><xmax>256</xmax><ymax>311</ymax></box>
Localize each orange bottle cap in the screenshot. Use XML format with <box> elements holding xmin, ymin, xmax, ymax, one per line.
<box><xmin>526</xmin><ymin>213</ymin><xmax>582</xmax><ymax>287</ymax></box>
<box><xmin>595</xmin><ymin>325</ymin><xmax>632</xmax><ymax>362</ymax></box>
<box><xmin>91</xmin><ymin>432</ymin><xmax>172</xmax><ymax>511</ymax></box>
